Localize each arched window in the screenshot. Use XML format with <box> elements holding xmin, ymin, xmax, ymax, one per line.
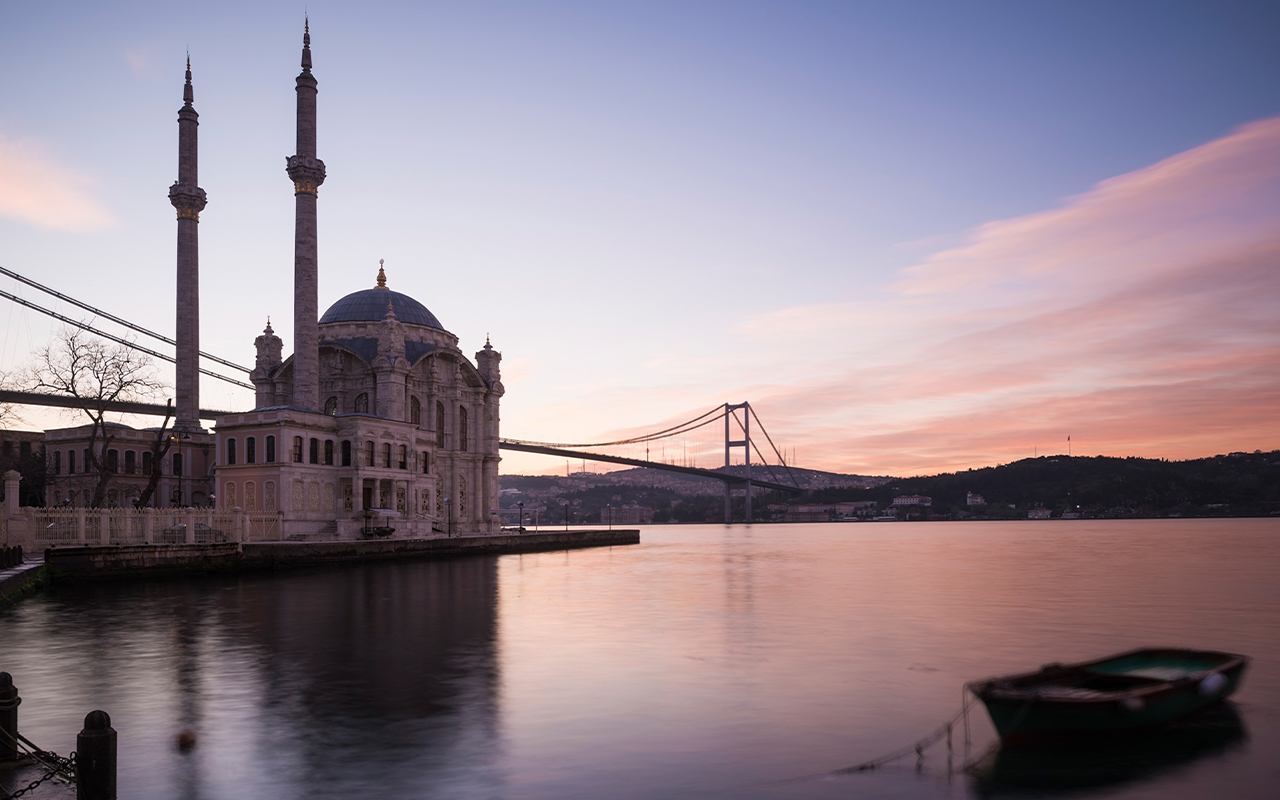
<box><xmin>142</xmin><ymin>451</ymin><xmax>152</xmax><ymax>474</ymax></box>
<box><xmin>410</xmin><ymin>396</ymin><xmax>421</xmax><ymax>425</ymax></box>
<box><xmin>324</xmin><ymin>440</ymin><xmax>334</xmax><ymax>465</ymax></box>
<box><xmin>124</xmin><ymin>451</ymin><xmax>136</xmax><ymax>474</ymax></box>
<box><xmin>226</xmin><ymin>439</ymin><xmax>237</xmax><ymax>465</ymax></box>
<box><xmin>324</xmin><ymin>396</ymin><xmax>338</xmax><ymax>415</ymax></box>
<box><xmin>292</xmin><ymin>436</ymin><xmax>303</xmax><ymax>463</ymax></box>
<box><xmin>459</xmin><ymin>406</ymin><xmax>469</xmax><ymax>452</ymax></box>
<box><xmin>67</xmin><ymin>450</ymin><xmax>75</xmax><ymax>474</ymax></box>
<box><xmin>246</xmin><ymin>436</ymin><xmax>257</xmax><ymax>464</ymax></box>
<box><xmin>398</xmin><ymin>445</ymin><xmax>407</xmax><ymax>470</ymax></box>
<box><xmin>436</xmin><ymin>401</ymin><xmax>446</xmax><ymax>447</ymax></box>
<box><xmin>383</xmin><ymin>442</ymin><xmax>392</xmax><ymax>469</ymax></box>
<box><xmin>108</xmin><ymin>449</ymin><xmax>119</xmax><ymax>472</ymax></box>
<box><xmin>53</xmin><ymin>451</ymin><xmax>62</xmax><ymax>475</ymax></box>
<box><xmin>83</xmin><ymin>449</ymin><xmax>90</xmax><ymax>473</ymax></box>
<box><xmin>341</xmin><ymin>440</ymin><xmax>351</xmax><ymax>467</ymax></box>
<box><xmin>354</xmin><ymin>393</ymin><xmax>369</xmax><ymax>414</ymax></box>
<box><xmin>266</xmin><ymin>435</ymin><xmax>276</xmax><ymax>463</ymax></box>
<box><xmin>365</xmin><ymin>441</ymin><xmax>375</xmax><ymax>467</ymax></box>
<box><xmin>309</xmin><ymin>438</ymin><xmax>319</xmax><ymax>464</ymax></box>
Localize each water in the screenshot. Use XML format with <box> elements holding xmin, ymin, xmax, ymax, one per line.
<box><xmin>2</xmin><ymin>519</ymin><xmax>1279</xmax><ymax>799</ymax></box>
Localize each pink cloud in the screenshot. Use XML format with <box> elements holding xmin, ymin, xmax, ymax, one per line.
<box><xmin>0</xmin><ymin>132</ymin><xmax>115</xmax><ymax>232</ymax></box>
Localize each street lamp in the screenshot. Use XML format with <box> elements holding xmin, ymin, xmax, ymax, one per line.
<box><xmin>170</xmin><ymin>431</ymin><xmax>191</xmax><ymax>507</ymax></box>
<box><xmin>606</xmin><ymin>503</ymin><xmax>612</xmax><ymax>530</ymax></box>
<box><xmin>564</xmin><ymin>501</ymin><xmax>570</xmax><ymax>531</ymax></box>
<box><xmin>517</xmin><ymin>501</ymin><xmax>524</xmax><ymax>533</ymax></box>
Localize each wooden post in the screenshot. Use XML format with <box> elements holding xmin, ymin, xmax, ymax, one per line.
<box><xmin>0</xmin><ymin>672</ymin><xmax>20</xmax><ymax>763</ymax></box>
<box><xmin>76</xmin><ymin>710</ymin><xmax>116</xmax><ymax>800</ymax></box>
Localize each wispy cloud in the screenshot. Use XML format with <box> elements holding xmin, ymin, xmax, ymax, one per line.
<box><xmin>0</xmin><ymin>132</ymin><xmax>115</xmax><ymax>232</ymax></box>
<box><xmin>736</xmin><ymin>117</ymin><xmax>1280</xmax><ymax>474</ymax></box>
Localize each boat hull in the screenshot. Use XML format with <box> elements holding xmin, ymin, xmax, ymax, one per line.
<box><xmin>969</xmin><ymin>648</ymin><xmax>1249</xmax><ymax>744</ymax></box>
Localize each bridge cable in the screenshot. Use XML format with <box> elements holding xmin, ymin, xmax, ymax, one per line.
<box><xmin>0</xmin><ymin>264</ymin><xmax>252</xmax><ymax>374</ymax></box>
<box><xmin>748</xmin><ymin>404</ymin><xmax>801</xmax><ymax>488</ymax></box>
<box><xmin>503</xmin><ymin>405</ymin><xmax>725</xmax><ymax>449</ymax></box>
<box><xmin>0</xmin><ymin>287</ymin><xmax>254</xmax><ymax>390</ymax></box>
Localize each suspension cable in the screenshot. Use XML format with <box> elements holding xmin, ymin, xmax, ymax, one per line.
<box><xmin>0</xmin><ymin>264</ymin><xmax>252</xmax><ymax>374</ymax></box>
<box><xmin>0</xmin><ymin>287</ymin><xmax>253</xmax><ymax>390</ymax></box>
<box><xmin>504</xmin><ymin>405</ymin><xmax>725</xmax><ymax>449</ymax></box>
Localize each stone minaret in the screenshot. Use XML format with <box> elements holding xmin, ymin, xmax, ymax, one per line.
<box><xmin>168</xmin><ymin>57</ymin><xmax>207</xmax><ymax>432</ymax></box>
<box><xmin>286</xmin><ymin>20</ymin><xmax>326</xmax><ymax>411</ymax></box>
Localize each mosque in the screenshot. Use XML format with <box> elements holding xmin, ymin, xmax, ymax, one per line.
<box><xmin>42</xmin><ymin>25</ymin><xmax>504</xmax><ymax>538</ymax></box>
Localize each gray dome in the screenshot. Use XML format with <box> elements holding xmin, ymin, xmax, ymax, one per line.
<box><xmin>319</xmin><ymin>288</ymin><xmax>443</xmax><ymax>330</ymax></box>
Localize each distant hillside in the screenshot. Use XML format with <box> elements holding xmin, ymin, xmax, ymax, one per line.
<box><xmin>812</xmin><ymin>451</ymin><xmax>1280</xmax><ymax>518</ymax></box>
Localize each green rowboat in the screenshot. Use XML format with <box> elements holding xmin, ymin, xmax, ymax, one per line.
<box><xmin>967</xmin><ymin>648</ymin><xmax>1249</xmax><ymax>744</ymax></box>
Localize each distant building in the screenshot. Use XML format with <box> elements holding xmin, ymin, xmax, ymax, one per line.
<box><xmin>966</xmin><ymin>492</ymin><xmax>985</xmax><ymax>506</ymax></box>
<box><xmin>1028</xmin><ymin>507</ymin><xmax>1052</xmax><ymax>520</ymax></box>
<box><xmin>891</xmin><ymin>495</ymin><xmax>932</xmax><ymax>507</ymax></box>
<box><xmin>603</xmin><ymin>504</ymin><xmax>653</xmax><ymax>525</ymax></box>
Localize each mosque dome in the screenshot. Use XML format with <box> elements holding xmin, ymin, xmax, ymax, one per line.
<box><xmin>318</xmin><ymin>265</ymin><xmax>444</xmax><ymax>330</ymax></box>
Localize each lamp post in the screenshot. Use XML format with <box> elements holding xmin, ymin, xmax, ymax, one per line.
<box><xmin>445</xmin><ymin>497</ymin><xmax>452</xmax><ymax>537</ymax></box>
<box><xmin>170</xmin><ymin>432</ymin><xmax>191</xmax><ymax>507</ymax></box>
<box><xmin>564</xmin><ymin>501</ymin><xmax>569</xmax><ymax>531</ymax></box>
<box><xmin>606</xmin><ymin>503</ymin><xmax>612</xmax><ymax>530</ymax></box>
<box><xmin>517</xmin><ymin>501</ymin><xmax>524</xmax><ymax>533</ymax></box>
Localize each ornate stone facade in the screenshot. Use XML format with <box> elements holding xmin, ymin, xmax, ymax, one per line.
<box><xmin>214</xmin><ymin>30</ymin><xmax>503</xmax><ymax>538</ymax></box>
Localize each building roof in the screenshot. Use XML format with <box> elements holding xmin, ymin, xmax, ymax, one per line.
<box><xmin>319</xmin><ymin>288</ymin><xmax>443</xmax><ymax>330</ymax></box>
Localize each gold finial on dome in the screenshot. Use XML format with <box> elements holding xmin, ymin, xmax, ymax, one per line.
<box><xmin>375</xmin><ymin>258</ymin><xmax>388</xmax><ymax>289</ymax></box>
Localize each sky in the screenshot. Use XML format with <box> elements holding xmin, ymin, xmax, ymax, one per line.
<box><xmin>0</xmin><ymin>1</ymin><xmax>1277</xmax><ymax>477</ymax></box>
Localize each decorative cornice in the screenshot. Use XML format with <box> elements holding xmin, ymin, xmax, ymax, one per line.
<box><xmin>169</xmin><ymin>182</ymin><xmax>207</xmax><ymax>220</ymax></box>
<box><xmin>286</xmin><ymin>155</ymin><xmax>326</xmax><ymax>196</ymax></box>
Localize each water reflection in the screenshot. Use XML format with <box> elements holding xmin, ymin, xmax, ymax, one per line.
<box><xmin>970</xmin><ymin>702</ymin><xmax>1248</xmax><ymax>797</ymax></box>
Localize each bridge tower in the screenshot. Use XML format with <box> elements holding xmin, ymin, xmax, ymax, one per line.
<box><xmin>723</xmin><ymin>402</ymin><xmax>753</xmax><ymax>523</ymax></box>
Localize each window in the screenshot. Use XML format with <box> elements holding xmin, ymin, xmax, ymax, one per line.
<box><xmin>341</xmin><ymin>440</ymin><xmax>351</xmax><ymax>467</ymax></box>
<box><xmin>124</xmin><ymin>451</ymin><xmax>136</xmax><ymax>474</ymax></box>
<box><xmin>365</xmin><ymin>441</ymin><xmax>374</xmax><ymax>466</ymax></box>
<box><xmin>266</xmin><ymin>435</ymin><xmax>276</xmax><ymax>463</ymax></box>
<box><xmin>436</xmin><ymin>401</ymin><xmax>446</xmax><ymax>447</ymax></box>
<box><xmin>292</xmin><ymin>436</ymin><xmax>303</xmax><ymax>463</ymax></box>
<box><xmin>173</xmin><ymin>452</ymin><xmax>184</xmax><ymax>477</ymax></box>
<box><xmin>142</xmin><ymin>451</ymin><xmax>152</xmax><ymax>474</ymax></box>
<box><xmin>410</xmin><ymin>396</ymin><xmax>421</xmax><ymax>425</ymax></box>
<box><xmin>67</xmin><ymin>450</ymin><xmax>75</xmax><ymax>474</ymax></box>
<box><xmin>108</xmin><ymin>449</ymin><xmax>119</xmax><ymax>473</ymax></box>
<box><xmin>324</xmin><ymin>396</ymin><xmax>338</xmax><ymax>415</ymax></box>
<box><xmin>324</xmin><ymin>440</ymin><xmax>334</xmax><ymax>465</ymax></box>
<box><xmin>83</xmin><ymin>449</ymin><xmax>90</xmax><ymax>473</ymax></box>
<box><xmin>227</xmin><ymin>438</ymin><xmax>237</xmax><ymax>465</ymax></box>
<box><xmin>354</xmin><ymin>393</ymin><xmax>369</xmax><ymax>414</ymax></box>
<box><xmin>246</xmin><ymin>436</ymin><xmax>256</xmax><ymax>464</ymax></box>
<box><xmin>383</xmin><ymin>443</ymin><xmax>392</xmax><ymax>468</ymax></box>
<box><xmin>459</xmin><ymin>406</ymin><xmax>469</xmax><ymax>452</ymax></box>
<box><xmin>421</xmin><ymin>451</ymin><xmax>429</xmax><ymax>474</ymax></box>
<box><xmin>53</xmin><ymin>451</ymin><xmax>62</xmax><ymax>475</ymax></box>
<box><xmin>398</xmin><ymin>445</ymin><xmax>407</xmax><ymax>470</ymax></box>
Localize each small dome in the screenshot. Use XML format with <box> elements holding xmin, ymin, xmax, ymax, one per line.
<box><xmin>320</xmin><ymin>288</ymin><xmax>443</xmax><ymax>329</ymax></box>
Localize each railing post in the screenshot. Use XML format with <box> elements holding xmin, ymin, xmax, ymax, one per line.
<box><xmin>233</xmin><ymin>507</ymin><xmax>245</xmax><ymax>544</ymax></box>
<box><xmin>185</xmin><ymin>509</ymin><xmax>196</xmax><ymax>545</ymax></box>
<box><xmin>76</xmin><ymin>710</ymin><xmax>116</xmax><ymax>800</ymax></box>
<box><xmin>142</xmin><ymin>508</ymin><xmax>153</xmax><ymax>544</ymax></box>
<box><xmin>99</xmin><ymin>509</ymin><xmax>110</xmax><ymax>545</ymax></box>
<box><xmin>0</xmin><ymin>672</ymin><xmax>20</xmax><ymax>763</ymax></box>
<box><xmin>76</xmin><ymin>508</ymin><xmax>86</xmax><ymax>545</ymax></box>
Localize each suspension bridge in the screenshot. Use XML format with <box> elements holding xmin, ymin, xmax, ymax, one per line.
<box><xmin>0</xmin><ymin>265</ymin><xmax>803</xmax><ymax>520</ymax></box>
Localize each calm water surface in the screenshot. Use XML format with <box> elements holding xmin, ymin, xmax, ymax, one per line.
<box><xmin>2</xmin><ymin>520</ymin><xmax>1279</xmax><ymax>799</ymax></box>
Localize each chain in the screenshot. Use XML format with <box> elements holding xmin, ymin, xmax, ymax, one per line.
<box><xmin>2</xmin><ymin>769</ymin><xmax>59</xmax><ymax>800</ymax></box>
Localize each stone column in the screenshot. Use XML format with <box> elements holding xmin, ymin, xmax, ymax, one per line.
<box><xmin>169</xmin><ymin>59</ymin><xmax>207</xmax><ymax>433</ymax></box>
<box><xmin>286</xmin><ymin>24</ymin><xmax>325</xmax><ymax>412</ymax></box>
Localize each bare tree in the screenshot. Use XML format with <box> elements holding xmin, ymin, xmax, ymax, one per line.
<box><xmin>29</xmin><ymin>327</ymin><xmax>164</xmax><ymax>508</ymax></box>
<box><xmin>135</xmin><ymin>399</ymin><xmax>175</xmax><ymax>509</ymax></box>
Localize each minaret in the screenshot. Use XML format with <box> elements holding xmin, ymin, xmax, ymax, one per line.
<box><xmin>286</xmin><ymin>19</ymin><xmax>326</xmax><ymax>411</ymax></box>
<box><xmin>168</xmin><ymin>56</ymin><xmax>207</xmax><ymax>431</ymax></box>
